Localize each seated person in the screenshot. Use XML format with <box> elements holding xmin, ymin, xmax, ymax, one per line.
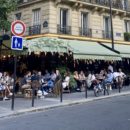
<box><xmin>43</xmin><ymin>70</ymin><xmax>50</xmax><ymax>81</ymax></box>
<box><xmin>87</xmin><ymin>71</ymin><xmax>96</xmax><ymax>89</ymax></box>
<box><xmin>74</xmin><ymin>71</ymin><xmax>81</xmax><ymax>91</ymax></box>
<box><xmin>50</xmin><ymin>70</ymin><xmax>56</xmax><ymax>82</ymax></box>
<box><xmin>62</xmin><ymin>72</ymin><xmax>70</xmax><ymax>89</ymax></box>
<box><xmin>79</xmin><ymin>71</ymin><xmax>86</xmax><ymax>88</ymax></box>
<box><xmin>102</xmin><ymin>69</ymin><xmax>114</xmax><ymax>89</ymax></box>
<box><xmin>0</xmin><ymin>72</ymin><xmax>13</xmax><ymax>100</ymax></box>
<box><xmin>21</xmin><ymin>71</ymin><xmax>31</xmax><ymax>93</ymax></box>
<box><xmin>113</xmin><ymin>68</ymin><xmax>126</xmax><ymax>89</ymax></box>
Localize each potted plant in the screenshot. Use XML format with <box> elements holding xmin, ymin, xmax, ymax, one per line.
<box><xmin>124</xmin><ymin>32</ymin><xmax>130</xmax><ymax>41</ymax></box>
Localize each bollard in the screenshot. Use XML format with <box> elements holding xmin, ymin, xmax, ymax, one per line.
<box><xmin>32</xmin><ymin>87</ymin><xmax>35</xmax><ymax>107</ymax></box>
<box><xmin>85</xmin><ymin>82</ymin><xmax>87</xmax><ymax>99</ymax></box>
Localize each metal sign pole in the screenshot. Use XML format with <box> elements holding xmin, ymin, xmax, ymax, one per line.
<box><xmin>11</xmin><ymin>55</ymin><xmax>17</xmax><ymax>110</ymax></box>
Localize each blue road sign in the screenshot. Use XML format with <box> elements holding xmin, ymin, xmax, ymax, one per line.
<box><xmin>11</xmin><ymin>36</ymin><xmax>23</xmax><ymax>50</ymax></box>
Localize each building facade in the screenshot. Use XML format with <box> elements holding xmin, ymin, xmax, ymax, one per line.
<box><xmin>10</xmin><ymin>0</ymin><xmax>130</xmax><ymax>43</ymax></box>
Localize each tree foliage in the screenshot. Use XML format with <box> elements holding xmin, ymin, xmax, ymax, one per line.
<box><xmin>0</xmin><ymin>0</ymin><xmax>18</xmax><ymax>31</ymax></box>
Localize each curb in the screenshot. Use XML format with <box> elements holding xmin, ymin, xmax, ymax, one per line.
<box><xmin>1</xmin><ymin>91</ymin><xmax>130</xmax><ymax>119</ymax></box>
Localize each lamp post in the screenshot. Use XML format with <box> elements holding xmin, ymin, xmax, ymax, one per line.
<box><xmin>109</xmin><ymin>0</ymin><xmax>114</xmax><ymax>50</ymax></box>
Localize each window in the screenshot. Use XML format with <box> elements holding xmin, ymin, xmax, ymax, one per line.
<box><xmin>122</xmin><ymin>0</ymin><xmax>128</xmax><ymax>10</ymax></box>
<box><xmin>81</xmin><ymin>12</ymin><xmax>89</xmax><ymax>36</ymax></box>
<box><xmin>81</xmin><ymin>12</ymin><xmax>88</xmax><ymax>29</ymax></box>
<box><xmin>32</xmin><ymin>9</ymin><xmax>41</xmax><ymax>25</ymax></box>
<box><xmin>124</xmin><ymin>20</ymin><xmax>130</xmax><ymax>33</ymax></box>
<box><xmin>15</xmin><ymin>13</ymin><xmax>21</xmax><ymax>20</ymax></box>
<box><xmin>60</xmin><ymin>9</ymin><xmax>68</xmax><ymax>27</ymax></box>
<box><xmin>103</xmin><ymin>16</ymin><xmax>111</xmax><ymax>38</ymax></box>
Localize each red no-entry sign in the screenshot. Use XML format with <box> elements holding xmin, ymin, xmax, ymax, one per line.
<box><xmin>11</xmin><ymin>20</ymin><xmax>26</xmax><ymax>36</ymax></box>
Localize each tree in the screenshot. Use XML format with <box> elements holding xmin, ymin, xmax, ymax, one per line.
<box><xmin>0</xmin><ymin>0</ymin><xmax>18</xmax><ymax>31</ymax></box>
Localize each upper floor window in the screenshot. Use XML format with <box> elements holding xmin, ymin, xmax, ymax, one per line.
<box><xmin>103</xmin><ymin>16</ymin><xmax>111</xmax><ymax>38</ymax></box>
<box><xmin>122</xmin><ymin>0</ymin><xmax>128</xmax><ymax>10</ymax></box>
<box><xmin>81</xmin><ymin>12</ymin><xmax>88</xmax><ymax>29</ymax></box>
<box><xmin>60</xmin><ymin>8</ymin><xmax>68</xmax><ymax>27</ymax></box>
<box><xmin>80</xmin><ymin>12</ymin><xmax>91</xmax><ymax>36</ymax></box>
<box><xmin>124</xmin><ymin>20</ymin><xmax>130</xmax><ymax>33</ymax></box>
<box><xmin>32</xmin><ymin>9</ymin><xmax>41</xmax><ymax>25</ymax></box>
<box><xmin>15</xmin><ymin>13</ymin><xmax>21</xmax><ymax>20</ymax></box>
<box><xmin>104</xmin><ymin>16</ymin><xmax>110</xmax><ymax>32</ymax></box>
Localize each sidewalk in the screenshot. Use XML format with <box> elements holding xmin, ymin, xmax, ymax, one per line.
<box><xmin>0</xmin><ymin>86</ymin><xmax>130</xmax><ymax>118</ymax></box>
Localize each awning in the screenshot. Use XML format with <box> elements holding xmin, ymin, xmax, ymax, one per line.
<box><xmin>23</xmin><ymin>37</ymin><xmax>121</xmax><ymax>60</ymax></box>
<box><xmin>101</xmin><ymin>43</ymin><xmax>130</xmax><ymax>58</ymax></box>
<box><xmin>66</xmin><ymin>40</ymin><xmax>121</xmax><ymax>60</ymax></box>
<box><xmin>24</xmin><ymin>37</ymin><xmax>68</xmax><ymax>53</ymax></box>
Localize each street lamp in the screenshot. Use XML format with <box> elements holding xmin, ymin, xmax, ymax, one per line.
<box><xmin>109</xmin><ymin>0</ymin><xmax>114</xmax><ymax>50</ymax></box>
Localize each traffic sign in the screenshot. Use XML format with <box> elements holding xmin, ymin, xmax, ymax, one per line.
<box><xmin>11</xmin><ymin>36</ymin><xmax>23</xmax><ymax>50</ymax></box>
<box><xmin>11</xmin><ymin>20</ymin><xmax>26</xmax><ymax>36</ymax></box>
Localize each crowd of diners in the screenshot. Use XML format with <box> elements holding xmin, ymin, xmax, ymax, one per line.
<box><xmin>0</xmin><ymin>64</ymin><xmax>128</xmax><ymax>100</ymax></box>
<box><xmin>0</xmin><ymin>52</ymin><xmax>130</xmax><ymax>100</ymax></box>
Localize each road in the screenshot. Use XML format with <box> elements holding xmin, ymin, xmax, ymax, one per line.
<box><xmin>0</xmin><ymin>95</ymin><xmax>130</xmax><ymax>130</ymax></box>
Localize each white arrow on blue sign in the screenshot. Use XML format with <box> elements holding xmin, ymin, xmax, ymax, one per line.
<box><xmin>11</xmin><ymin>36</ymin><xmax>23</xmax><ymax>50</ymax></box>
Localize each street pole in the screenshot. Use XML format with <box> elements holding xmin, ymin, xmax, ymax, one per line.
<box><xmin>109</xmin><ymin>0</ymin><xmax>114</xmax><ymax>50</ymax></box>
<box><xmin>60</xmin><ymin>80</ymin><xmax>63</xmax><ymax>102</ymax></box>
<box><xmin>0</xmin><ymin>39</ymin><xmax>3</xmax><ymax>72</ymax></box>
<box><xmin>85</xmin><ymin>82</ymin><xmax>87</xmax><ymax>99</ymax></box>
<box><xmin>11</xmin><ymin>55</ymin><xmax>17</xmax><ymax>110</ymax></box>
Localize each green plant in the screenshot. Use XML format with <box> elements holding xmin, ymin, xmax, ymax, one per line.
<box><xmin>69</xmin><ymin>74</ymin><xmax>76</xmax><ymax>89</ymax></box>
<box><xmin>124</xmin><ymin>32</ymin><xmax>130</xmax><ymax>41</ymax></box>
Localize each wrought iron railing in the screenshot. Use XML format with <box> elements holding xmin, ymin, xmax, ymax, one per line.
<box><xmin>79</xmin><ymin>27</ymin><xmax>92</xmax><ymax>37</ymax></box>
<box><xmin>80</xmin><ymin>0</ymin><xmax>128</xmax><ymax>11</ymax></box>
<box><xmin>57</xmin><ymin>25</ymin><xmax>71</xmax><ymax>35</ymax></box>
<box><xmin>29</xmin><ymin>25</ymin><xmax>41</xmax><ymax>35</ymax></box>
<box><xmin>102</xmin><ymin>30</ymin><xmax>112</xmax><ymax>39</ymax></box>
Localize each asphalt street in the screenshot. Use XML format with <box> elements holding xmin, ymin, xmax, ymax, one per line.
<box><xmin>0</xmin><ymin>95</ymin><xmax>130</xmax><ymax>130</ymax></box>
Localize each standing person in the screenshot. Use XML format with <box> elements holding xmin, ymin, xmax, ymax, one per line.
<box><xmin>118</xmin><ymin>68</ymin><xmax>126</xmax><ymax>78</ymax></box>
<box><xmin>117</xmin><ymin>68</ymin><xmax>126</xmax><ymax>88</ymax></box>
<box><xmin>108</xmin><ymin>63</ymin><xmax>113</xmax><ymax>73</ymax></box>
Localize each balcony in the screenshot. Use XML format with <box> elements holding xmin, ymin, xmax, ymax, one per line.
<box><xmin>79</xmin><ymin>0</ymin><xmax>125</xmax><ymax>10</ymax></box>
<box><xmin>29</xmin><ymin>25</ymin><xmax>41</xmax><ymax>36</ymax></box>
<box><xmin>102</xmin><ymin>30</ymin><xmax>111</xmax><ymax>39</ymax></box>
<box><xmin>57</xmin><ymin>25</ymin><xmax>71</xmax><ymax>35</ymax></box>
<box><xmin>60</xmin><ymin>0</ymin><xmax>129</xmax><ymax>12</ymax></box>
<box><xmin>79</xmin><ymin>27</ymin><xmax>92</xmax><ymax>37</ymax></box>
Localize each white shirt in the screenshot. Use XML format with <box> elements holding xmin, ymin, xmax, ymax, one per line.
<box><xmin>108</xmin><ymin>65</ymin><xmax>113</xmax><ymax>73</ymax></box>
<box><xmin>113</xmin><ymin>72</ymin><xmax>119</xmax><ymax>79</ymax></box>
